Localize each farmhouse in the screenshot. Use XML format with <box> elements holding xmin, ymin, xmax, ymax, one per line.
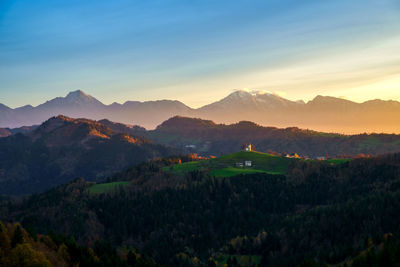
<box><xmin>245</xmin><ymin>160</ymin><xmax>252</xmax><ymax>167</ymax></box>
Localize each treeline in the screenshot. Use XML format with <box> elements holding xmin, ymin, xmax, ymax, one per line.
<box><xmin>3</xmin><ymin>154</ymin><xmax>400</xmax><ymax>266</ymax></box>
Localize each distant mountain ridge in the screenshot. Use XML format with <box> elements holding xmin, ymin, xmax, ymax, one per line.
<box><xmin>2</xmin><ymin>90</ymin><xmax>400</xmax><ymax>133</ymax></box>
<box><xmin>149</xmin><ymin>116</ymin><xmax>400</xmax><ymax>157</ymax></box>
<box><xmin>0</xmin><ymin>90</ymin><xmax>192</xmax><ymax>129</ymax></box>
<box><xmin>0</xmin><ymin>125</ymin><xmax>38</xmax><ymax>138</ymax></box>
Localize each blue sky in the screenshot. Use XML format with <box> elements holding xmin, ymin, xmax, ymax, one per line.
<box><xmin>1</xmin><ymin>0</ymin><xmax>399</xmax><ymax>108</ymax></box>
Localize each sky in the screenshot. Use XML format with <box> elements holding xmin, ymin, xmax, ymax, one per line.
<box><xmin>0</xmin><ymin>0</ymin><xmax>399</xmax><ymax>108</ymax></box>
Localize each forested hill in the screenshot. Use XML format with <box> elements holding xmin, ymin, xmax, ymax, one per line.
<box><xmin>4</xmin><ymin>115</ymin><xmax>400</xmax><ymax>158</ymax></box>
<box><xmin>0</xmin><ymin>115</ymin><xmax>175</xmax><ymax>195</ymax></box>
<box><xmin>2</xmin><ymin>115</ymin><xmax>400</xmax><ymax>196</ymax></box>
<box><xmin>3</xmin><ymin>153</ymin><xmax>400</xmax><ymax>266</ymax></box>
<box><xmin>149</xmin><ymin>116</ymin><xmax>400</xmax><ymax>157</ymax></box>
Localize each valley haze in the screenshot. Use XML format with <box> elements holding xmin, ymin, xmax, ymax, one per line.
<box><xmin>1</xmin><ymin>90</ymin><xmax>400</xmax><ymax>134</ymax></box>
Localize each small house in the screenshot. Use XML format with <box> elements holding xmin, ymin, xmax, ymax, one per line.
<box><xmin>236</xmin><ymin>162</ymin><xmax>244</xmax><ymax>167</ymax></box>
<box><xmin>245</xmin><ymin>160</ymin><xmax>252</xmax><ymax>167</ymax></box>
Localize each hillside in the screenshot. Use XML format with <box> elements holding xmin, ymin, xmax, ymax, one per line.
<box><xmin>2</xmin><ymin>114</ymin><xmax>399</xmax><ymax>196</ymax></box>
<box><xmin>0</xmin><ymin>115</ymin><xmax>174</xmax><ymax>195</ymax></box>
<box><xmin>0</xmin><ymin>125</ymin><xmax>37</xmax><ymax>138</ymax></box>
<box><xmin>3</xmin><ymin>153</ymin><xmax>400</xmax><ymax>266</ymax></box>
<box><xmin>0</xmin><ymin>128</ymin><xmax>11</xmax><ymax>138</ymax></box>
<box><xmin>166</xmin><ymin>151</ymin><xmax>297</xmax><ymax>177</ymax></box>
<box><xmin>150</xmin><ymin>116</ymin><xmax>400</xmax><ymax>157</ymax></box>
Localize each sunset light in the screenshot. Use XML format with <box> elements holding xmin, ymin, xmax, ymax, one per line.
<box><xmin>1</xmin><ymin>1</ymin><xmax>400</xmax><ymax>266</ymax></box>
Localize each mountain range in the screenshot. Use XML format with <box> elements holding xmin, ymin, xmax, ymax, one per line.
<box><xmin>2</xmin><ymin>90</ymin><xmax>400</xmax><ymax>133</ymax></box>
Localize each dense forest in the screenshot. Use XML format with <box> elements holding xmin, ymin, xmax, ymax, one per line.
<box><xmin>0</xmin><ymin>221</ymin><xmax>159</xmax><ymax>266</ymax></box>
<box><xmin>2</xmin><ymin>153</ymin><xmax>400</xmax><ymax>266</ymax></box>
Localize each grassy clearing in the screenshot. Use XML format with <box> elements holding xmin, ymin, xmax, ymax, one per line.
<box><xmin>210</xmin><ymin>167</ymin><xmax>267</xmax><ymax>178</ymax></box>
<box><xmin>88</xmin><ymin>181</ymin><xmax>130</xmax><ymax>194</ymax></box>
<box><xmin>214</xmin><ymin>151</ymin><xmax>293</xmax><ymax>174</ymax></box>
<box><xmin>165</xmin><ymin>151</ymin><xmax>351</xmax><ymax>179</ymax></box>
<box><xmin>163</xmin><ymin>161</ymin><xmax>203</xmax><ymax>173</ymax></box>
<box><xmin>165</xmin><ymin>151</ymin><xmax>295</xmax><ymax>178</ymax></box>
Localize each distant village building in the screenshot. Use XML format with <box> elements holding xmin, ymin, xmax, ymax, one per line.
<box><xmin>236</xmin><ymin>162</ymin><xmax>244</xmax><ymax>168</ymax></box>
<box><xmin>245</xmin><ymin>160</ymin><xmax>252</xmax><ymax>167</ymax></box>
<box><xmin>317</xmin><ymin>156</ymin><xmax>326</xmax><ymax>161</ymax></box>
<box><xmin>188</xmin><ymin>153</ymin><xmax>198</xmax><ymax>159</ymax></box>
<box><xmin>188</xmin><ymin>153</ymin><xmax>208</xmax><ymax>160</ymax></box>
<box><xmin>285</xmin><ymin>153</ymin><xmax>301</xmax><ymax>159</ymax></box>
<box><xmin>242</xmin><ymin>144</ymin><xmax>254</xmax><ymax>152</ymax></box>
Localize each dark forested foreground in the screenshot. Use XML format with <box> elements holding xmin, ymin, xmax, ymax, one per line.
<box><xmin>3</xmin><ymin>154</ymin><xmax>400</xmax><ymax>266</ymax></box>
<box><xmin>0</xmin><ymin>221</ymin><xmax>159</xmax><ymax>266</ymax></box>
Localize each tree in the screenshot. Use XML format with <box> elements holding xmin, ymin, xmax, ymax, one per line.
<box><xmin>0</xmin><ymin>222</ymin><xmax>10</xmax><ymax>249</ymax></box>
<box><xmin>10</xmin><ymin>243</ymin><xmax>51</xmax><ymax>267</ymax></box>
<box><xmin>208</xmin><ymin>258</ymin><xmax>217</xmax><ymax>267</ymax></box>
<box><xmin>57</xmin><ymin>243</ymin><xmax>70</xmax><ymax>263</ymax></box>
<box><xmin>11</xmin><ymin>224</ymin><xmax>24</xmax><ymax>248</ymax></box>
<box><xmin>127</xmin><ymin>249</ymin><xmax>137</xmax><ymax>267</ymax></box>
<box><xmin>0</xmin><ymin>222</ymin><xmax>11</xmax><ymax>266</ymax></box>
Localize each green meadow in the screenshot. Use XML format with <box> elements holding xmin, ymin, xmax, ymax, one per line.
<box><xmin>165</xmin><ymin>151</ymin><xmax>351</xmax><ymax>178</ymax></box>
<box><xmin>210</xmin><ymin>167</ymin><xmax>267</xmax><ymax>178</ymax></box>
<box><xmin>88</xmin><ymin>181</ymin><xmax>130</xmax><ymax>194</ymax></box>
<box><xmin>165</xmin><ymin>151</ymin><xmax>295</xmax><ymax>178</ymax></box>
<box><xmin>91</xmin><ymin>152</ymin><xmax>351</xmax><ymax>190</ymax></box>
